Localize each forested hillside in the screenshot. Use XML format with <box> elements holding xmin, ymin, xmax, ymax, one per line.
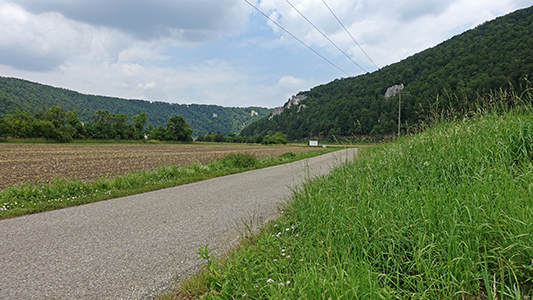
<box><xmin>0</xmin><ymin>77</ymin><xmax>272</xmax><ymax>136</ymax></box>
<box><xmin>241</xmin><ymin>5</ymin><xmax>533</xmax><ymax>140</ymax></box>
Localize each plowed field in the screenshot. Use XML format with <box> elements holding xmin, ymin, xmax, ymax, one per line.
<box><xmin>0</xmin><ymin>144</ymin><xmax>313</xmax><ymax>188</ymax></box>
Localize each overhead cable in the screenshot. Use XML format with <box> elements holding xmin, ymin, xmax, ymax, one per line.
<box><xmin>322</xmin><ymin>0</ymin><xmax>379</xmax><ymax>70</ymax></box>
<box><xmin>285</xmin><ymin>0</ymin><xmax>366</xmax><ymax>73</ymax></box>
<box><xmin>243</xmin><ymin>0</ymin><xmax>350</xmax><ymax>76</ymax></box>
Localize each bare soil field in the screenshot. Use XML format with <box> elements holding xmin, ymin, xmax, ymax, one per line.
<box><xmin>0</xmin><ymin>144</ymin><xmax>313</xmax><ymax>188</ymax></box>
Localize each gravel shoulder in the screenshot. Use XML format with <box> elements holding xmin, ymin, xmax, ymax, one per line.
<box><xmin>0</xmin><ymin>149</ymin><xmax>356</xmax><ymax>299</ymax></box>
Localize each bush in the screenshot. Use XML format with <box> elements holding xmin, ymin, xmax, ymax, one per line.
<box><xmin>217</xmin><ymin>153</ymin><xmax>258</xmax><ymax>169</ymax></box>
<box><xmin>278</xmin><ymin>152</ymin><xmax>296</xmax><ymax>159</ymax></box>
<box><xmin>262</xmin><ymin>132</ymin><xmax>287</xmax><ymax>145</ymax></box>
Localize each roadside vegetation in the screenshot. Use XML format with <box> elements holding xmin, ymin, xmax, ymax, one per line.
<box><xmin>164</xmin><ymin>90</ymin><xmax>533</xmax><ymax>299</ymax></box>
<box><xmin>0</xmin><ymin>149</ymin><xmax>334</xmax><ymax>219</ymax></box>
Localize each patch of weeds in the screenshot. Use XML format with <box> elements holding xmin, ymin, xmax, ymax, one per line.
<box><xmin>217</xmin><ymin>153</ymin><xmax>258</xmax><ymax>169</ymax></box>
<box><xmin>278</xmin><ymin>152</ymin><xmax>296</xmax><ymax>159</ymax></box>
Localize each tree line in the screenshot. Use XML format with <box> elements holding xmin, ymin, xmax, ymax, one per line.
<box><xmin>196</xmin><ymin>131</ymin><xmax>287</xmax><ymax>144</ymax></box>
<box><xmin>0</xmin><ymin>106</ymin><xmax>288</xmax><ymax>144</ymax></box>
<box><xmin>0</xmin><ymin>106</ymin><xmax>193</xmax><ymax>142</ymax></box>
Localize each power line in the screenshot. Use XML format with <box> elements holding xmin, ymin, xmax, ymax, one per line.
<box><xmin>243</xmin><ymin>0</ymin><xmax>350</xmax><ymax>76</ymax></box>
<box><xmin>285</xmin><ymin>0</ymin><xmax>366</xmax><ymax>73</ymax></box>
<box><xmin>322</xmin><ymin>0</ymin><xmax>379</xmax><ymax>70</ymax></box>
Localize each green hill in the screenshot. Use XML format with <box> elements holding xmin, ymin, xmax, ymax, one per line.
<box><xmin>0</xmin><ymin>77</ymin><xmax>272</xmax><ymax>136</ymax></box>
<box><xmin>241</xmin><ymin>5</ymin><xmax>533</xmax><ymax>140</ymax></box>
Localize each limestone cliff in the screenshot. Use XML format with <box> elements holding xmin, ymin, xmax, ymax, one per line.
<box><xmin>269</xmin><ymin>95</ymin><xmax>307</xmax><ymax>120</ymax></box>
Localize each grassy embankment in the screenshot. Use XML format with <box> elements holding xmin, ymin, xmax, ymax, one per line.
<box><xmin>167</xmin><ymin>93</ymin><xmax>533</xmax><ymax>299</ymax></box>
<box><xmin>0</xmin><ymin>148</ymin><xmax>335</xmax><ymax>219</ymax></box>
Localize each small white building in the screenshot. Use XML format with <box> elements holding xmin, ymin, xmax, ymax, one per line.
<box><xmin>309</xmin><ymin>140</ymin><xmax>318</xmax><ymax>147</ymax></box>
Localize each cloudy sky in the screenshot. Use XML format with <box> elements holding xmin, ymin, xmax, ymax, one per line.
<box><xmin>0</xmin><ymin>0</ymin><xmax>532</xmax><ymax>108</ymax></box>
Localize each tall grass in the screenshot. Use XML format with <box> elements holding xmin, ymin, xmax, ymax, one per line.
<box><xmin>174</xmin><ymin>94</ymin><xmax>533</xmax><ymax>299</ymax></box>
<box><xmin>0</xmin><ymin>150</ymin><xmax>333</xmax><ymax>219</ymax></box>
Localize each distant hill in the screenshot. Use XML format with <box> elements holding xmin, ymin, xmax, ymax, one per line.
<box><xmin>241</xmin><ymin>5</ymin><xmax>533</xmax><ymax>140</ymax></box>
<box><xmin>0</xmin><ymin>77</ymin><xmax>272</xmax><ymax>136</ymax></box>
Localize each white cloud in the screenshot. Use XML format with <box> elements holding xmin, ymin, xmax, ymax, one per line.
<box><xmin>0</xmin><ymin>3</ymin><xmax>80</xmax><ymax>71</ymax></box>
<box><xmin>0</xmin><ymin>0</ymin><xmax>531</xmax><ymax>108</ymax></box>
<box><xmin>138</xmin><ymin>81</ymin><xmax>156</xmax><ymax>90</ymax></box>
<box><xmin>0</xmin><ymin>0</ymin><xmax>250</xmax><ymax>72</ymax></box>
<box><xmin>122</xmin><ymin>63</ymin><xmax>144</xmax><ymax>77</ymax></box>
<box><xmin>255</xmin><ymin>0</ymin><xmax>531</xmax><ymax>70</ymax></box>
<box><xmin>0</xmin><ymin>1</ymin><xmax>131</xmax><ymax>71</ymax></box>
<box><xmin>278</xmin><ymin>75</ymin><xmax>305</xmax><ymax>86</ymax></box>
<box><xmin>15</xmin><ymin>0</ymin><xmax>250</xmax><ymax>41</ymax></box>
<box><xmin>267</xmin><ymin>75</ymin><xmax>320</xmax><ymax>105</ymax></box>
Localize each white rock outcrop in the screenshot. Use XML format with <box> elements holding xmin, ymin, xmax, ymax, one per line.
<box><xmin>385</xmin><ymin>84</ymin><xmax>405</xmax><ymax>98</ymax></box>
<box><xmin>269</xmin><ymin>95</ymin><xmax>307</xmax><ymax>120</ymax></box>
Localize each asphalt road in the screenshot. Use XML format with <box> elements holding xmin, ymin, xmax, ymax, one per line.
<box><xmin>0</xmin><ymin>148</ymin><xmax>356</xmax><ymax>299</ymax></box>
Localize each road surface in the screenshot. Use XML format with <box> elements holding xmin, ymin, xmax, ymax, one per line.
<box><xmin>0</xmin><ymin>149</ymin><xmax>356</xmax><ymax>299</ymax></box>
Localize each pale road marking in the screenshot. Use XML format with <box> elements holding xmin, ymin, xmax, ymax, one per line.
<box><xmin>0</xmin><ymin>148</ymin><xmax>356</xmax><ymax>299</ymax></box>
